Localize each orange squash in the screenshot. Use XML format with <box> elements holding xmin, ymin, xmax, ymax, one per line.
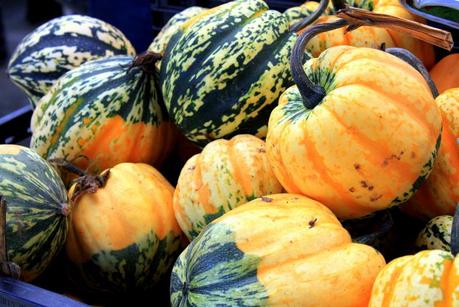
<box><xmin>402</xmin><ymin>88</ymin><xmax>459</xmax><ymax>219</ymax></box>
<box><xmin>173</xmin><ymin>134</ymin><xmax>283</xmax><ymax>239</ymax></box>
<box><xmin>66</xmin><ymin>163</ymin><xmax>182</xmax><ymax>295</ymax></box>
<box><xmin>430</xmin><ymin>54</ymin><xmax>459</xmax><ymax>94</ymax></box>
<box><xmin>266</xmin><ymin>17</ymin><xmax>442</xmax><ymax>219</ymax></box>
<box><xmin>285</xmin><ymin>0</ymin><xmax>435</xmax><ymax>68</ymax></box>
<box><xmin>171</xmin><ymin>194</ymin><xmax>386</xmax><ymax>306</ymax></box>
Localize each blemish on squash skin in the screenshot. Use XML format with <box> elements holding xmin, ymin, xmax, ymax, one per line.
<box><xmin>370</xmin><ymin>194</ymin><xmax>383</xmax><ymax>202</ymax></box>
<box><xmin>353</xmin><ymin>163</ymin><xmax>361</xmax><ymax>170</ymax></box>
<box><xmin>261</xmin><ymin>196</ymin><xmax>273</xmax><ymax>203</ymax></box>
<box><xmin>308</xmin><ymin>218</ymin><xmax>317</xmax><ymax>228</ymax></box>
<box><xmin>257</xmin><ymin>147</ymin><xmax>266</xmax><ymax>153</ymax></box>
<box><xmin>187</xmin><ymin>165</ymin><xmax>196</xmax><ymax>171</ymax></box>
<box><xmin>349</xmin><ymin>187</ymin><xmax>356</xmax><ymax>193</ymax></box>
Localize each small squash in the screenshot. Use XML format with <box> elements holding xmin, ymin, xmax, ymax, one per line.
<box><xmin>171</xmin><ymin>194</ymin><xmax>386</xmax><ymax>306</ymax></box>
<box><xmin>430</xmin><ymin>53</ymin><xmax>459</xmax><ymax>94</ymax></box>
<box><xmin>66</xmin><ymin>162</ymin><xmax>182</xmax><ymax>295</ymax></box>
<box><xmin>416</xmin><ymin>215</ymin><xmax>453</xmax><ymax>252</ymax></box>
<box><xmin>173</xmin><ymin>134</ymin><xmax>283</xmax><ymax>239</ymax></box>
<box><xmin>0</xmin><ymin>145</ymin><xmax>69</xmax><ymax>281</ymax></box>
<box><xmin>266</xmin><ymin>12</ymin><xmax>442</xmax><ymax>219</ymax></box>
<box><xmin>403</xmin><ymin>88</ymin><xmax>459</xmax><ymax>219</ymax></box>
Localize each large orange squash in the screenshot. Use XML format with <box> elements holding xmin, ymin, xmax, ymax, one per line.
<box><xmin>173</xmin><ymin>134</ymin><xmax>283</xmax><ymax>239</ymax></box>
<box><xmin>171</xmin><ymin>194</ymin><xmax>386</xmax><ymax>306</ymax></box>
<box><xmin>266</xmin><ymin>17</ymin><xmax>442</xmax><ymax>219</ymax></box>
<box><xmin>66</xmin><ymin>163</ymin><xmax>182</xmax><ymax>295</ymax></box>
<box><xmin>430</xmin><ymin>54</ymin><xmax>459</xmax><ymax>94</ymax></box>
<box><xmin>285</xmin><ymin>0</ymin><xmax>435</xmax><ymax>68</ymax></box>
<box><xmin>403</xmin><ymin>88</ymin><xmax>459</xmax><ymax>219</ymax></box>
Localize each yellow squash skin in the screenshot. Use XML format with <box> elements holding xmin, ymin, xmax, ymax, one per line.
<box><xmin>66</xmin><ymin>163</ymin><xmax>182</xmax><ymax>294</ymax></box>
<box><xmin>171</xmin><ymin>194</ymin><xmax>386</xmax><ymax>306</ymax></box>
<box><xmin>289</xmin><ymin>0</ymin><xmax>435</xmax><ymax>69</ymax></box>
<box><xmin>266</xmin><ymin>46</ymin><xmax>442</xmax><ymax>219</ymax></box>
<box><xmin>173</xmin><ymin>134</ymin><xmax>283</xmax><ymax>240</ymax></box>
<box><xmin>369</xmin><ymin>250</ymin><xmax>459</xmax><ymax>307</ymax></box>
<box><xmin>403</xmin><ymin>88</ymin><xmax>459</xmax><ymax>219</ymax></box>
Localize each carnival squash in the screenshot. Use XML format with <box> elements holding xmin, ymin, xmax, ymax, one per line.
<box><xmin>416</xmin><ymin>215</ymin><xmax>453</xmax><ymax>252</ymax></box>
<box><xmin>173</xmin><ymin>134</ymin><xmax>283</xmax><ymax>239</ymax></box>
<box><xmin>171</xmin><ymin>194</ymin><xmax>386</xmax><ymax>306</ymax></box>
<box><xmin>403</xmin><ymin>88</ymin><xmax>459</xmax><ymax>219</ymax></box>
<box><xmin>0</xmin><ymin>145</ymin><xmax>69</xmax><ymax>281</ymax></box>
<box><xmin>430</xmin><ymin>53</ymin><xmax>459</xmax><ymax>94</ymax></box>
<box><xmin>66</xmin><ymin>162</ymin><xmax>182</xmax><ymax>295</ymax></box>
<box><xmin>266</xmin><ymin>18</ymin><xmax>442</xmax><ymax>219</ymax></box>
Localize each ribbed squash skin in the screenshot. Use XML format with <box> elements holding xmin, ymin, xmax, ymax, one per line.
<box><xmin>430</xmin><ymin>54</ymin><xmax>459</xmax><ymax>94</ymax></box>
<box><xmin>160</xmin><ymin>0</ymin><xmax>296</xmax><ymax>145</ymax></box>
<box><xmin>7</xmin><ymin>15</ymin><xmax>135</xmax><ymax>106</ymax></box>
<box><xmin>171</xmin><ymin>194</ymin><xmax>385</xmax><ymax>306</ymax></box>
<box><xmin>370</xmin><ymin>250</ymin><xmax>459</xmax><ymax>306</ymax></box>
<box><xmin>148</xmin><ymin>7</ymin><xmax>207</xmax><ymax>55</ymax></box>
<box><xmin>0</xmin><ymin>145</ymin><xmax>69</xmax><ymax>282</ymax></box>
<box><xmin>285</xmin><ymin>0</ymin><xmax>435</xmax><ymax>69</ymax></box>
<box><xmin>173</xmin><ymin>134</ymin><xmax>283</xmax><ymax>239</ymax></box>
<box><xmin>266</xmin><ymin>46</ymin><xmax>442</xmax><ymax>219</ymax></box>
<box><xmin>66</xmin><ymin>163</ymin><xmax>182</xmax><ymax>295</ymax></box>
<box><xmin>403</xmin><ymin>88</ymin><xmax>459</xmax><ymax>219</ymax></box>
<box><xmin>416</xmin><ymin>215</ymin><xmax>452</xmax><ymax>252</ymax></box>
<box><xmin>30</xmin><ymin>56</ymin><xmax>174</xmax><ymax>184</ymax></box>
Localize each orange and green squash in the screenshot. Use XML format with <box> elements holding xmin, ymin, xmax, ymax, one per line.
<box><xmin>430</xmin><ymin>53</ymin><xmax>459</xmax><ymax>94</ymax></box>
<box><xmin>266</xmin><ymin>19</ymin><xmax>442</xmax><ymax>219</ymax></box>
<box><xmin>173</xmin><ymin>134</ymin><xmax>283</xmax><ymax>239</ymax></box>
<box><xmin>403</xmin><ymin>88</ymin><xmax>459</xmax><ymax>219</ymax></box>
<box><xmin>66</xmin><ymin>162</ymin><xmax>182</xmax><ymax>295</ymax></box>
<box><xmin>171</xmin><ymin>194</ymin><xmax>386</xmax><ymax>306</ymax></box>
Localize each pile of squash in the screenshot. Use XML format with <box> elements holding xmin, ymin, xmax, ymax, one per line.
<box><xmin>1</xmin><ymin>0</ymin><xmax>459</xmax><ymax>305</ymax></box>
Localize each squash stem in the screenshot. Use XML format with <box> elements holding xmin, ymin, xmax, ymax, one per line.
<box><xmin>290</xmin><ymin>18</ymin><xmax>347</xmax><ymax>109</ymax></box>
<box><xmin>48</xmin><ymin>158</ymin><xmax>87</xmax><ymax>177</ymax></box>
<box><xmin>70</xmin><ymin>170</ymin><xmax>110</xmax><ymax>203</ymax></box>
<box><xmin>384</xmin><ymin>47</ymin><xmax>439</xmax><ymax>97</ymax></box>
<box><xmin>290</xmin><ymin>0</ymin><xmax>330</xmax><ymax>32</ymax></box>
<box><xmin>130</xmin><ymin>51</ymin><xmax>162</xmax><ymax>74</ymax></box>
<box><xmin>451</xmin><ymin>204</ymin><xmax>459</xmax><ymax>256</ymax></box>
<box><xmin>332</xmin><ymin>0</ymin><xmax>347</xmax><ymax>11</ymax></box>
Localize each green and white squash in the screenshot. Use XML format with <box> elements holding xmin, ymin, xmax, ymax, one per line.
<box><xmin>416</xmin><ymin>215</ymin><xmax>453</xmax><ymax>252</ymax></box>
<box><xmin>0</xmin><ymin>145</ymin><xmax>69</xmax><ymax>282</ymax></box>
<box><xmin>8</xmin><ymin>15</ymin><xmax>136</xmax><ymax>107</ymax></box>
<box><xmin>31</xmin><ymin>55</ymin><xmax>174</xmax><ymax>185</ymax></box>
<box><xmin>160</xmin><ymin>0</ymin><xmax>302</xmax><ymax>146</ymax></box>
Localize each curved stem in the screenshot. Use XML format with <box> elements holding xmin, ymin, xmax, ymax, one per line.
<box><xmin>384</xmin><ymin>47</ymin><xmax>439</xmax><ymax>98</ymax></box>
<box><xmin>332</xmin><ymin>0</ymin><xmax>347</xmax><ymax>11</ymax></box>
<box><xmin>129</xmin><ymin>51</ymin><xmax>162</xmax><ymax>74</ymax></box>
<box><xmin>70</xmin><ymin>170</ymin><xmax>110</xmax><ymax>203</ymax></box>
<box><xmin>291</xmin><ymin>19</ymin><xmax>348</xmax><ymax>109</ymax></box>
<box><xmin>451</xmin><ymin>204</ymin><xmax>459</xmax><ymax>256</ymax></box>
<box><xmin>48</xmin><ymin>158</ymin><xmax>87</xmax><ymax>177</ymax></box>
<box><xmin>290</xmin><ymin>0</ymin><xmax>330</xmax><ymax>33</ymax></box>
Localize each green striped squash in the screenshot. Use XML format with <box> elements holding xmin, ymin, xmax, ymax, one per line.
<box><xmin>8</xmin><ymin>15</ymin><xmax>136</xmax><ymax>107</ymax></box>
<box><xmin>0</xmin><ymin>145</ymin><xmax>69</xmax><ymax>282</ymax></box>
<box><xmin>416</xmin><ymin>215</ymin><xmax>453</xmax><ymax>252</ymax></box>
<box><xmin>160</xmin><ymin>0</ymin><xmax>298</xmax><ymax>146</ymax></box>
<box><xmin>30</xmin><ymin>55</ymin><xmax>174</xmax><ymax>185</ymax></box>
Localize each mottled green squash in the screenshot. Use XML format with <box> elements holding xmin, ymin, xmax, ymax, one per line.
<box><xmin>416</xmin><ymin>215</ymin><xmax>453</xmax><ymax>252</ymax></box>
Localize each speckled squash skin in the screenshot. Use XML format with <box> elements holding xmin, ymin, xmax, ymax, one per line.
<box><xmin>173</xmin><ymin>134</ymin><xmax>283</xmax><ymax>240</ymax></box>
<box><xmin>66</xmin><ymin>163</ymin><xmax>182</xmax><ymax>295</ymax></box>
<box><xmin>417</xmin><ymin>215</ymin><xmax>453</xmax><ymax>252</ymax></box>
<box><xmin>160</xmin><ymin>0</ymin><xmax>297</xmax><ymax>145</ymax></box>
<box><xmin>430</xmin><ymin>54</ymin><xmax>459</xmax><ymax>94</ymax></box>
<box><xmin>30</xmin><ymin>56</ymin><xmax>174</xmax><ymax>184</ymax></box>
<box><xmin>7</xmin><ymin>15</ymin><xmax>135</xmax><ymax>106</ymax></box>
<box><xmin>403</xmin><ymin>88</ymin><xmax>459</xmax><ymax>219</ymax></box>
<box><xmin>171</xmin><ymin>194</ymin><xmax>386</xmax><ymax>307</ymax></box>
<box><xmin>285</xmin><ymin>0</ymin><xmax>435</xmax><ymax>69</ymax></box>
<box><xmin>369</xmin><ymin>250</ymin><xmax>459</xmax><ymax>306</ymax></box>
<box><xmin>266</xmin><ymin>46</ymin><xmax>442</xmax><ymax>219</ymax></box>
<box><xmin>0</xmin><ymin>145</ymin><xmax>69</xmax><ymax>282</ymax></box>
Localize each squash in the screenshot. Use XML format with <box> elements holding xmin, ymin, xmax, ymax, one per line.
<box><xmin>171</xmin><ymin>194</ymin><xmax>386</xmax><ymax>306</ymax></box>
<box><xmin>173</xmin><ymin>134</ymin><xmax>283</xmax><ymax>239</ymax></box>
<box><xmin>7</xmin><ymin>15</ymin><xmax>135</xmax><ymax>107</ymax></box>
<box><xmin>30</xmin><ymin>55</ymin><xmax>174</xmax><ymax>185</ymax></box>
<box><xmin>285</xmin><ymin>0</ymin><xmax>435</xmax><ymax>69</ymax></box>
<box><xmin>159</xmin><ymin>0</ymin><xmax>322</xmax><ymax>145</ymax></box>
<box><xmin>266</xmin><ymin>15</ymin><xmax>442</xmax><ymax>219</ymax></box>
<box><xmin>402</xmin><ymin>88</ymin><xmax>459</xmax><ymax>219</ymax></box>
<box><xmin>66</xmin><ymin>162</ymin><xmax>182</xmax><ymax>295</ymax></box>
<box><xmin>416</xmin><ymin>215</ymin><xmax>453</xmax><ymax>252</ymax></box>
<box><xmin>0</xmin><ymin>145</ymin><xmax>69</xmax><ymax>281</ymax></box>
<box><xmin>430</xmin><ymin>53</ymin><xmax>459</xmax><ymax>94</ymax></box>
<box><xmin>369</xmin><ymin>206</ymin><xmax>459</xmax><ymax>306</ymax></box>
